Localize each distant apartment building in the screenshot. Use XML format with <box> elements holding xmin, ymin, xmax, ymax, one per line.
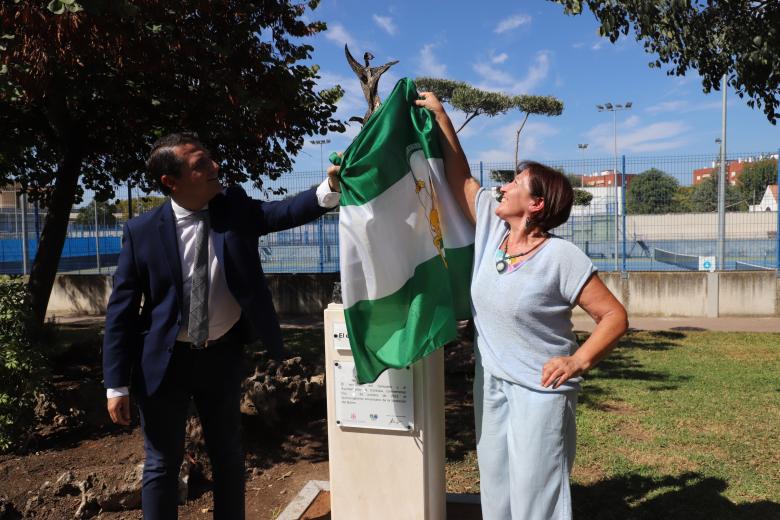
<box><xmin>692</xmin><ymin>154</ymin><xmax>779</xmax><ymax>186</ymax></box>
<box><xmin>0</xmin><ymin>182</ymin><xmax>21</xmax><ymax>210</ymax></box>
<box><xmin>692</xmin><ymin>161</ymin><xmax>746</xmax><ymax>186</ymax></box>
<box><xmin>577</xmin><ymin>170</ymin><xmax>636</xmax><ymax>188</ymax></box>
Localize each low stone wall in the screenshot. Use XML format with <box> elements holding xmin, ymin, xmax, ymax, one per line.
<box><xmin>46</xmin><ymin>271</ymin><xmax>780</xmax><ymax>319</ymax></box>
<box><xmin>45</xmin><ymin>273</ymin><xmax>341</xmax><ymax>319</ymax></box>
<box><xmin>570</xmin><ymin>270</ymin><xmax>779</xmax><ymax>318</ymax></box>
<box><xmin>47</xmin><ymin>275</ymin><xmax>112</xmax><ymax>318</ymax></box>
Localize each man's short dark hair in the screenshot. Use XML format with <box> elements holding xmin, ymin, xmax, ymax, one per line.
<box><xmin>519</xmin><ymin>160</ymin><xmax>574</xmax><ymax>232</ymax></box>
<box><xmin>147</xmin><ymin>132</ymin><xmax>205</xmax><ymax>195</ymax></box>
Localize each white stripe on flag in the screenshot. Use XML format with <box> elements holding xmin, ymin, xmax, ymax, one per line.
<box><xmin>426</xmin><ymin>157</ymin><xmax>474</xmax><ymax>249</ymax></box>
<box><xmin>339</xmin><ymin>151</ymin><xmax>473</xmax><ymax>307</ymax></box>
<box><xmin>340</xmin><ymin>171</ymin><xmax>436</xmax><ymax>306</ymax></box>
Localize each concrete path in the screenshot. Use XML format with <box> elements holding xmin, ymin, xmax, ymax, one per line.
<box><xmin>53</xmin><ymin>314</ymin><xmax>778</xmax><ymax>333</ymax></box>
<box><xmin>573</xmin><ymin>315</ymin><xmax>779</xmax><ymax>333</ymax></box>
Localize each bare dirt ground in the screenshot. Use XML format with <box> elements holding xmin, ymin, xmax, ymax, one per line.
<box><xmin>0</xmin><ymin>319</ymin><xmax>479</xmax><ymax>519</ymax></box>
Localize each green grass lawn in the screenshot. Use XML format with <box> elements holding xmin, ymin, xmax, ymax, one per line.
<box><xmin>446</xmin><ymin>330</ymin><xmax>780</xmax><ymax>519</ymax></box>
<box><xmin>51</xmin><ymin>321</ymin><xmax>780</xmax><ymax>518</ymax></box>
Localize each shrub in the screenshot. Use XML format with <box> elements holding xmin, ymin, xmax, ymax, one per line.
<box><xmin>0</xmin><ymin>277</ymin><xmax>48</xmax><ymax>452</ymax></box>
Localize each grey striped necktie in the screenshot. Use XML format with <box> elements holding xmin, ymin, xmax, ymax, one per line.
<box><xmin>188</xmin><ymin>210</ymin><xmax>210</xmax><ymax>347</ymax></box>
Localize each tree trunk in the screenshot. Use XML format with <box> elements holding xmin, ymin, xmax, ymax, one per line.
<box><xmin>514</xmin><ymin>112</ymin><xmax>530</xmax><ymax>172</ymax></box>
<box><xmin>28</xmin><ymin>149</ymin><xmax>83</xmax><ymax>324</ymax></box>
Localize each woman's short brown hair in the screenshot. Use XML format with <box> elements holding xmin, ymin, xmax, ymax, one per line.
<box><xmin>519</xmin><ymin>160</ymin><xmax>574</xmax><ymax>232</ymax></box>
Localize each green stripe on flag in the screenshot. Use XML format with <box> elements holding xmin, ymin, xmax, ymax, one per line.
<box><xmin>344</xmin><ymin>245</ymin><xmax>473</xmax><ymax>383</ymax></box>
<box><xmin>339</xmin><ymin>79</ymin><xmax>443</xmax><ymax>207</ymax></box>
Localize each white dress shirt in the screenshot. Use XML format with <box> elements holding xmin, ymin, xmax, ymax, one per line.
<box><xmin>107</xmin><ymin>179</ymin><xmax>339</xmax><ymax>398</ymax></box>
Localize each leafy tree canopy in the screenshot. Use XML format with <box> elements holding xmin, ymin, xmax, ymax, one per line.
<box><xmin>672</xmin><ymin>186</ymin><xmax>694</xmax><ymax>213</ymax></box>
<box><xmin>551</xmin><ymin>0</ymin><xmax>780</xmax><ymax>123</ymax></box>
<box><xmin>738</xmin><ymin>158</ymin><xmax>778</xmax><ymax>204</ymax></box>
<box><xmin>626</xmin><ymin>168</ymin><xmax>679</xmax><ymax>215</ymax></box>
<box><xmin>0</xmin><ymin>0</ymin><xmax>344</xmax><ymax>321</ymax></box>
<box><xmin>690</xmin><ymin>176</ymin><xmax>746</xmax><ymax>212</ymax></box>
<box><xmin>573</xmin><ymin>189</ymin><xmax>593</xmax><ymax>207</ymax></box>
<box><xmin>75</xmin><ymin>200</ymin><xmax>117</xmax><ymax>227</ymax></box>
<box><xmin>113</xmin><ymin>195</ymin><xmax>167</xmax><ymax>221</ymax></box>
<box><xmin>415</xmin><ymin>77</ymin><xmax>563</xmax><ymax>132</ymax></box>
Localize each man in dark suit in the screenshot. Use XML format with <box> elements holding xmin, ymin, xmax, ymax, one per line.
<box><xmin>103</xmin><ymin>132</ymin><xmax>339</xmax><ymax>519</ymax></box>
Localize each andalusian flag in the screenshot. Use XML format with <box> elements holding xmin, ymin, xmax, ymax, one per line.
<box><xmin>338</xmin><ymin>78</ymin><xmax>474</xmax><ymax>384</ymax></box>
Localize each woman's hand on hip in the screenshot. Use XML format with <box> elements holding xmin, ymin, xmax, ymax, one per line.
<box><xmin>541</xmin><ymin>355</ymin><xmax>589</xmax><ymax>389</ymax></box>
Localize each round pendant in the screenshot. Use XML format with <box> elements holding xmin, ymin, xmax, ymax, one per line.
<box><xmin>496</xmin><ymin>260</ymin><xmax>507</xmax><ymax>273</ymax></box>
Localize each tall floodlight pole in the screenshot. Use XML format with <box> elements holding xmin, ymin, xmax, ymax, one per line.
<box><xmin>717</xmin><ymin>75</ymin><xmax>727</xmax><ymax>270</ymax></box>
<box><xmin>597</xmin><ymin>101</ymin><xmax>633</xmax><ymax>271</ymax></box>
<box><xmin>94</xmin><ymin>199</ymin><xmax>101</xmax><ymax>273</ymax></box>
<box><xmin>20</xmin><ymin>192</ymin><xmax>28</xmax><ymax>275</ymax></box>
<box><xmin>311</xmin><ymin>139</ymin><xmax>331</xmax><ymax>175</ymax></box>
<box><xmin>311</xmin><ymin>139</ymin><xmax>331</xmax><ymax>273</ymax></box>
<box><xmin>577</xmin><ymin>143</ymin><xmax>588</xmax><ymax>187</ymax></box>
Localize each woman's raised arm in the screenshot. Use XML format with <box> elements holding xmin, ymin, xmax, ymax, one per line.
<box><xmin>415</xmin><ymin>92</ymin><xmax>480</xmax><ymax>224</ymax></box>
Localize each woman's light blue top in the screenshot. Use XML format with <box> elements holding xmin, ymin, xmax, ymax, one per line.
<box><xmin>471</xmin><ymin>188</ymin><xmax>597</xmax><ymax>393</ymax></box>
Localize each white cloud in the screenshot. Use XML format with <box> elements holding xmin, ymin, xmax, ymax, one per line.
<box><xmin>645</xmin><ymin>101</ymin><xmax>686</xmax><ymax>114</ymax></box>
<box><xmin>489</xmin><ymin>119</ymin><xmax>559</xmax><ymax>158</ymax></box>
<box><xmin>474</xmin><ymin>62</ymin><xmax>515</xmax><ymax>86</ymax></box>
<box><xmin>315</xmin><ymin>70</ymin><xmax>365</xmax><ymax>120</ymax></box>
<box><xmin>591</xmin><ymin>40</ymin><xmax>606</xmax><ymax>51</ymax></box>
<box><xmin>475</xmin><ymin>148</ymin><xmax>516</xmax><ymax>164</ymax></box>
<box><xmin>474</xmin><ymin>51</ymin><xmax>551</xmax><ymax>94</ymax></box>
<box><xmin>491</xmin><ymin>52</ymin><xmax>509</xmax><ymax>64</ymax></box>
<box><xmin>586</xmin><ymin>116</ymin><xmax>689</xmax><ymax>153</ymax></box>
<box><xmin>646</xmin><ymin>100</ymin><xmax>722</xmax><ymax>114</ymax></box>
<box><xmin>460</xmin><ymin>114</ymin><xmax>560</xmax><ymax>166</ymax></box>
<box><xmin>494</xmin><ymin>14</ymin><xmax>531</xmax><ymax>34</ymax></box>
<box><xmin>372</xmin><ymin>14</ymin><xmax>397</xmax><ymax>35</ymax></box>
<box><xmin>378</xmin><ymin>69</ymin><xmax>401</xmax><ymax>99</ymax></box>
<box><xmin>417</xmin><ymin>43</ymin><xmax>447</xmax><ymax>76</ymax></box>
<box><xmin>325</xmin><ymin>23</ymin><xmax>356</xmax><ymax>48</ymax></box>
<box><xmin>572</xmin><ymin>42</ymin><xmax>585</xmax><ymax>49</ymax></box>
<box><xmin>315</xmin><ymin>67</ymin><xmax>403</xmax><ymax>133</ymax></box>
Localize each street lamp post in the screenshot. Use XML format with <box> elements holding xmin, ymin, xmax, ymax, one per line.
<box><xmin>577</xmin><ymin>143</ymin><xmax>588</xmax><ymax>187</ymax></box>
<box><xmin>717</xmin><ymin>75</ymin><xmax>727</xmax><ymax>271</ymax></box>
<box><xmin>597</xmin><ymin>102</ymin><xmax>633</xmax><ymax>271</ymax></box>
<box><xmin>310</xmin><ymin>139</ymin><xmax>331</xmax><ymax>177</ymax></box>
<box><xmin>310</xmin><ymin>139</ymin><xmax>331</xmax><ymax>273</ymax></box>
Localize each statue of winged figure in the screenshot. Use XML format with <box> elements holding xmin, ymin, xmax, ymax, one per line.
<box><xmin>345</xmin><ymin>44</ymin><xmax>399</xmax><ymax>125</ymax></box>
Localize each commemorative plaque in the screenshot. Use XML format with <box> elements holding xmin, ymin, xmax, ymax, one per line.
<box><xmin>333</xmin><ymin>361</ymin><xmax>414</xmax><ymax>431</ymax></box>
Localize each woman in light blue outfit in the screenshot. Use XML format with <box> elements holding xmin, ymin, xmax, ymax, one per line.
<box><xmin>415</xmin><ymin>93</ymin><xmax>628</xmax><ymax>519</ymax></box>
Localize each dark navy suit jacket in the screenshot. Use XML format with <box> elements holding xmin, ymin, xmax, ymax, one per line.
<box><xmin>102</xmin><ymin>185</ymin><xmax>328</xmax><ymax>397</ymax></box>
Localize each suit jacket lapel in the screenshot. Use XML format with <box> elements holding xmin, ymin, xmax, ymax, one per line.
<box><xmin>158</xmin><ymin>200</ymin><xmax>184</xmax><ymax>305</ymax></box>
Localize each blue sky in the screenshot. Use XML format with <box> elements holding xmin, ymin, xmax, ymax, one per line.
<box><xmin>292</xmin><ymin>0</ymin><xmax>780</xmax><ymax>174</ymax></box>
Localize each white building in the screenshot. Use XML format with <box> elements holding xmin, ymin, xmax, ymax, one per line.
<box><xmin>570</xmin><ymin>186</ymin><xmax>624</xmax><ymax>216</ymax></box>
<box><xmin>749</xmin><ymin>184</ymin><xmax>778</xmax><ymax>212</ymax></box>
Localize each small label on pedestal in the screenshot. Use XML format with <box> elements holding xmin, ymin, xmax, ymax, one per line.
<box><xmin>333</xmin><ymin>322</ymin><xmax>351</xmax><ymax>352</ymax></box>
<box><xmin>333</xmin><ymin>361</ymin><xmax>414</xmax><ymax>432</ymax></box>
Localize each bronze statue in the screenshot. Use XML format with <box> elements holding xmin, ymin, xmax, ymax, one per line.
<box><xmin>345</xmin><ymin>44</ymin><xmax>399</xmax><ymax>125</ymax></box>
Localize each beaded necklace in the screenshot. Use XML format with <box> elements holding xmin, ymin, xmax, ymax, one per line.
<box><xmin>495</xmin><ymin>231</ymin><xmax>549</xmax><ymax>274</ymax></box>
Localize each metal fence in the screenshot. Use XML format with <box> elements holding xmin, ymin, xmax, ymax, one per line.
<box><xmin>1</xmin><ymin>150</ymin><xmax>778</xmax><ymax>275</ymax></box>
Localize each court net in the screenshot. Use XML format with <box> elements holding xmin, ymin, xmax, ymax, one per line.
<box><xmin>653</xmin><ymin>247</ymin><xmax>700</xmax><ymax>270</ymax></box>
<box><xmin>734</xmin><ymin>260</ymin><xmax>774</xmax><ymax>271</ymax></box>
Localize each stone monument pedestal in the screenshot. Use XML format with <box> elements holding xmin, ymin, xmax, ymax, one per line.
<box><xmin>323</xmin><ymin>303</ymin><xmax>446</xmax><ymax>519</ymax></box>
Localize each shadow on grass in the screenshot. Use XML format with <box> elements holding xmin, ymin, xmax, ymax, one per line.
<box><xmin>577</xmin><ymin>330</ymin><xmax>692</xmax><ymax>410</ymax></box>
<box><xmin>445</xmin><ymin>388</ymin><xmax>475</xmax><ymax>463</ymax></box>
<box><xmin>572</xmin><ymin>472</ymin><xmax>780</xmax><ymax>519</ymax></box>
<box><xmin>445</xmin><ymin>328</ymin><xmax>477</xmax><ymax>463</ymax></box>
